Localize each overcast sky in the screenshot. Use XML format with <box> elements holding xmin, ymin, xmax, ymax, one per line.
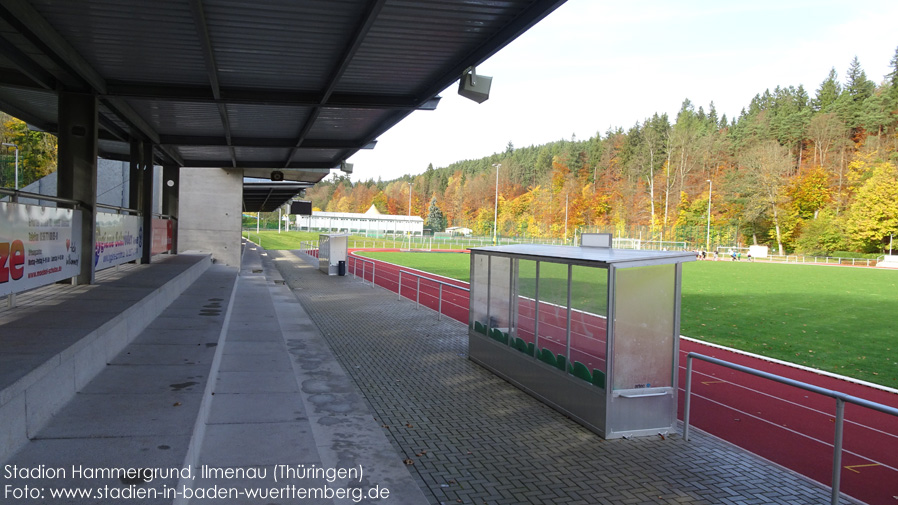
<box><xmin>346</xmin><ymin>0</ymin><xmax>898</xmax><ymax>182</ymax></box>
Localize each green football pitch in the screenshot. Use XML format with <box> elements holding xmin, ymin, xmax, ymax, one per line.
<box><xmin>356</xmin><ymin>251</ymin><xmax>898</xmax><ymax>388</ymax></box>
<box><xmin>242</xmin><ymin>232</ymin><xmax>898</xmax><ymax>387</ymax></box>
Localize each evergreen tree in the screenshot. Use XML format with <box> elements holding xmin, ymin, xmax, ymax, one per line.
<box><xmin>795</xmin><ymin>84</ymin><xmax>810</xmax><ymax>109</ymax></box>
<box><xmin>886</xmin><ymin>45</ymin><xmax>898</xmax><ymax>114</ymax></box>
<box><xmin>707</xmin><ymin>101</ymin><xmax>719</xmax><ymax>131</ymax></box>
<box><xmin>844</xmin><ymin>56</ymin><xmax>875</xmax><ymax>101</ymax></box>
<box><xmin>425</xmin><ymin>196</ymin><xmax>447</xmax><ymax>232</ymax></box>
<box><xmin>861</xmin><ymin>90</ymin><xmax>891</xmax><ymax>135</ymax></box>
<box><xmin>841</xmin><ymin>56</ymin><xmax>876</xmax><ymax>128</ymax></box>
<box><xmin>813</xmin><ymin>68</ymin><xmax>841</xmax><ymax>112</ymax></box>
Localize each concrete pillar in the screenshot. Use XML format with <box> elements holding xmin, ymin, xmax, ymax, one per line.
<box><xmin>140</xmin><ymin>142</ymin><xmax>154</xmax><ymax>264</ymax></box>
<box><xmin>57</xmin><ymin>91</ymin><xmax>98</xmax><ymax>285</ymax></box>
<box><xmin>162</xmin><ymin>165</ymin><xmax>180</xmax><ymax>254</ymax></box>
<box><xmin>178</xmin><ymin>168</ymin><xmax>242</xmax><ymax>266</ymax></box>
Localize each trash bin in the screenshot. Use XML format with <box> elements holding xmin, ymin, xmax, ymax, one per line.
<box><xmin>337</xmin><ymin>260</ymin><xmax>346</xmax><ymax>276</ymax></box>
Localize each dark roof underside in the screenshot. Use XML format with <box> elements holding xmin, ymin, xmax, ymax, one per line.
<box><xmin>0</xmin><ymin>0</ymin><xmax>567</xmax><ymax>188</ymax></box>
<box><xmin>242</xmin><ymin>180</ymin><xmax>309</xmax><ymax>213</ymax></box>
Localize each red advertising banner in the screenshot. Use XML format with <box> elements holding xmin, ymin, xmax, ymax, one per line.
<box><xmin>151</xmin><ymin>218</ymin><xmax>173</xmax><ymax>255</ymax></box>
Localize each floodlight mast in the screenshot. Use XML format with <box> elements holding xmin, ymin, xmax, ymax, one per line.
<box><xmin>2</xmin><ymin>143</ymin><xmax>18</xmax><ymax>190</ymax></box>
<box><xmin>492</xmin><ymin>163</ymin><xmax>501</xmax><ymax>245</ymax></box>
<box><xmin>705</xmin><ymin>179</ymin><xmax>712</xmax><ymax>252</ymax></box>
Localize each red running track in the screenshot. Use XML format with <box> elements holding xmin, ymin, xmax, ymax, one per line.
<box><xmin>347</xmin><ymin>251</ymin><xmax>898</xmax><ymax>505</ymax></box>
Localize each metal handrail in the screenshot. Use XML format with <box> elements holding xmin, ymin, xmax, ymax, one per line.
<box><xmin>0</xmin><ymin>188</ymin><xmax>81</xmax><ymax>207</ymax></box>
<box><xmin>349</xmin><ymin>256</ymin><xmax>376</xmax><ymax>287</ymax></box>
<box><xmin>298</xmin><ymin>240</ymin><xmax>318</xmax><ymax>257</ymax></box>
<box><xmin>96</xmin><ymin>202</ymin><xmax>140</xmax><ymax>215</ymax></box>
<box><xmin>348</xmin><ymin>252</ymin><xmax>469</xmax><ymax>321</ymax></box>
<box><xmin>683</xmin><ymin>352</ymin><xmax>898</xmax><ymax>505</ymax></box>
<box><xmin>397</xmin><ymin>268</ymin><xmax>469</xmax><ymax>320</ymax></box>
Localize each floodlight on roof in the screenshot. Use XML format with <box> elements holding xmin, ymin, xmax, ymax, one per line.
<box><xmin>458</xmin><ymin>66</ymin><xmax>491</xmax><ymax>104</ymax></box>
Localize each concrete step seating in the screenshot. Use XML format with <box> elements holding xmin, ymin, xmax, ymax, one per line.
<box><xmin>1</xmin><ymin>254</ymin><xmax>213</xmax><ymax>464</ymax></box>
<box><xmin>0</xmin><ymin>242</ymin><xmax>424</xmax><ymax>504</ymax></box>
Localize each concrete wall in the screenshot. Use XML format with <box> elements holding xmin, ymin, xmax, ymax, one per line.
<box><xmin>178</xmin><ymin>167</ymin><xmax>242</xmax><ymax>266</ymax></box>
<box><xmin>12</xmin><ymin>158</ymin><xmax>162</xmax><ymax>211</ymax></box>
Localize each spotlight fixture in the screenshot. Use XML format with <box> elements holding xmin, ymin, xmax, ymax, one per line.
<box><xmin>458</xmin><ymin>66</ymin><xmax>492</xmax><ymax>104</ymax></box>
<box><xmin>270</xmin><ymin>170</ymin><xmax>284</xmax><ymax>181</ymax></box>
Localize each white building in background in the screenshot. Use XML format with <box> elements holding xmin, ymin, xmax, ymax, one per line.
<box><xmin>295</xmin><ymin>205</ymin><xmax>424</xmax><ymax>236</ymax></box>
<box><xmin>445</xmin><ymin>226</ymin><xmax>473</xmax><ymax>236</ymax></box>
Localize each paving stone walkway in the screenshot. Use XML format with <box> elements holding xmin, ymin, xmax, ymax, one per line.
<box><xmin>270</xmin><ymin>250</ymin><xmax>853</xmax><ymax>505</ymax></box>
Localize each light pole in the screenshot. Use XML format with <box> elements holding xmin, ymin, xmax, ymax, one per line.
<box><xmin>2</xmin><ymin>142</ymin><xmax>19</xmax><ymax>190</ymax></box>
<box><xmin>705</xmin><ymin>179</ymin><xmax>712</xmax><ymax>252</ymax></box>
<box><xmin>407</xmin><ymin>182</ymin><xmax>413</xmax><ymax>237</ymax></box>
<box><xmin>564</xmin><ymin>192</ymin><xmax>569</xmax><ymax>244</ymax></box>
<box><xmin>492</xmin><ymin>163</ymin><xmax>501</xmax><ymax>245</ymax></box>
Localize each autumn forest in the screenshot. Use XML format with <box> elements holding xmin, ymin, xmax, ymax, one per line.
<box><xmin>307</xmin><ymin>50</ymin><xmax>898</xmax><ymax>255</ymax></box>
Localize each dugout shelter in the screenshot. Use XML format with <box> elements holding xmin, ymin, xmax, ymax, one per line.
<box><xmin>468</xmin><ymin>234</ymin><xmax>696</xmax><ymax>439</ymax></box>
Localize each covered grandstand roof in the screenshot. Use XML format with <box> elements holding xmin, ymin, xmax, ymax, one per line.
<box><xmin>0</xmin><ymin>0</ymin><xmax>568</xmax><ymax>188</ymax></box>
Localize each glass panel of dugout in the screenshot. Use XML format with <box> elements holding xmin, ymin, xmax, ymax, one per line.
<box><xmin>467</xmin><ymin>238</ymin><xmax>693</xmax><ymax>439</ymax></box>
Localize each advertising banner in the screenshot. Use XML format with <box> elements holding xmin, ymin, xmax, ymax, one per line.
<box><xmin>1</xmin><ymin>202</ymin><xmax>82</xmax><ymax>297</ymax></box>
<box><xmin>95</xmin><ymin>213</ymin><xmax>143</xmax><ymax>271</ymax></box>
<box><xmin>151</xmin><ymin>218</ymin><xmax>173</xmax><ymax>255</ymax></box>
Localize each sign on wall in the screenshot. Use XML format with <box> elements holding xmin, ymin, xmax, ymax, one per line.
<box><xmin>95</xmin><ymin>213</ymin><xmax>143</xmax><ymax>270</ymax></box>
<box><xmin>151</xmin><ymin>218</ymin><xmax>173</xmax><ymax>255</ymax></box>
<box><xmin>1</xmin><ymin>202</ymin><xmax>82</xmax><ymax>297</ymax></box>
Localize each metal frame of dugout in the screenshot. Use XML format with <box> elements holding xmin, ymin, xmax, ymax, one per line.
<box><xmin>318</xmin><ymin>233</ymin><xmax>349</xmax><ymax>276</ymax></box>
<box><xmin>467</xmin><ymin>235</ymin><xmax>695</xmax><ymax>439</ymax></box>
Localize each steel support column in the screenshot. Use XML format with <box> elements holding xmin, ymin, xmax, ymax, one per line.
<box><xmin>140</xmin><ymin>142</ymin><xmax>154</xmax><ymax>264</ymax></box>
<box><xmin>57</xmin><ymin>91</ymin><xmax>98</xmax><ymax>285</ymax></box>
<box><xmin>128</xmin><ymin>138</ymin><xmax>142</xmax><ymax>211</ymax></box>
<box><xmin>162</xmin><ymin>164</ymin><xmax>180</xmax><ymax>253</ymax></box>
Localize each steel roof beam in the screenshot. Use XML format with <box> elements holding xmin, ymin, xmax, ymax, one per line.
<box><xmin>0</xmin><ymin>0</ymin><xmax>105</xmax><ymax>93</ymax></box>
<box><xmin>284</xmin><ymin>0</ymin><xmax>388</xmax><ymax>168</ymax></box>
<box><xmin>0</xmin><ymin>0</ymin><xmax>183</xmax><ymax>168</ymax></box>
<box><xmin>159</xmin><ymin>135</ymin><xmax>376</xmax><ymax>150</ymax></box>
<box><xmin>100</xmin><ymin>97</ymin><xmax>184</xmax><ymax>166</ymax></box>
<box><xmin>0</xmin><ymin>34</ymin><xmax>57</xmax><ymax>90</ymax></box>
<box><xmin>185</xmin><ymin>160</ymin><xmax>336</xmax><ymax>170</ymax></box>
<box><xmin>103</xmin><ymin>82</ymin><xmax>440</xmax><ymax>110</ymax></box>
<box><xmin>354</xmin><ymin>0</ymin><xmax>568</xmax><ymax>152</ymax></box>
<box><xmin>0</xmin><ymin>97</ymin><xmax>55</xmax><ymax>132</ymax></box>
<box><xmin>97</xmin><ymin>116</ymin><xmax>129</xmax><ymax>142</ymax></box>
<box><xmin>417</xmin><ymin>0</ymin><xmax>568</xmax><ymax>103</ymax></box>
<box><xmin>189</xmin><ymin>0</ymin><xmax>236</xmax><ymax>168</ymax></box>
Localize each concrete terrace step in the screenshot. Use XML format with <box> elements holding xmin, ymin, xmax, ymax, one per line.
<box><xmin>0</xmin><ymin>262</ymin><xmax>237</xmax><ymax>504</ymax></box>
<box><xmin>181</xmin><ymin>240</ymin><xmax>426</xmax><ymax>504</ymax></box>
<box><xmin>0</xmin><ymin>254</ymin><xmax>213</xmax><ymax>464</ymax></box>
